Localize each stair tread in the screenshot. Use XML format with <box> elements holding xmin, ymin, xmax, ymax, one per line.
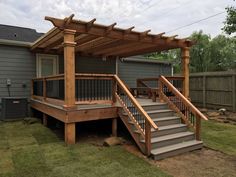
<box><xmin>152</xmin><ymin>116</ymin><xmax>180</xmax><ymax>122</ymax></box>
<box><xmin>139</xmin><ymin>102</ymin><xmax>167</xmax><ymax>107</ymax></box>
<box><xmin>129</xmin><ymin>117</ymin><xmax>180</xmax><ymax>126</ymax></box>
<box><xmin>141</xmin><ymin>131</ymin><xmax>194</xmax><ymax>143</ymax></box>
<box><xmin>134</xmin><ymin>123</ymin><xmax>186</xmax><ymax>134</ymax></box>
<box><xmin>147</xmin><ymin>109</ymin><xmax>173</xmax><ymax>114</ymax></box>
<box><xmin>122</xmin><ymin>109</ymin><xmax>173</xmax><ymax>116</ymax></box>
<box><xmin>151</xmin><ymin>140</ymin><xmax>203</xmax><ymax>155</ymax></box>
<box><xmin>151</xmin><ymin>123</ymin><xmax>186</xmax><ymax>132</ymax></box>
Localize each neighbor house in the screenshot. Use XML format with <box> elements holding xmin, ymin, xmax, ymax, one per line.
<box><xmin>0</xmin><ymin>15</ymin><xmax>207</xmax><ymax>160</ymax></box>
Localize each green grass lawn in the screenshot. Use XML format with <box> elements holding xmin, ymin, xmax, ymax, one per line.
<box><xmin>202</xmin><ymin>120</ymin><xmax>236</xmax><ymax>156</ymax></box>
<box><xmin>0</xmin><ymin>121</ymin><xmax>170</xmax><ymax>177</ymax></box>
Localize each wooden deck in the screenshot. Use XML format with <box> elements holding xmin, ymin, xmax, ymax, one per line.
<box><xmin>31</xmin><ymin>99</ymin><xmax>118</xmax><ymax>123</ymax></box>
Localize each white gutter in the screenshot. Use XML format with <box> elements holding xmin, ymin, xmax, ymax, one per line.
<box><xmin>0</xmin><ymin>39</ymin><xmax>32</xmax><ymax>47</ymax></box>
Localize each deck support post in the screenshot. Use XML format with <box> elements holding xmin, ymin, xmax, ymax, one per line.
<box><xmin>196</xmin><ymin>117</ymin><xmax>201</xmax><ymax>140</ymax></box>
<box><xmin>145</xmin><ymin>121</ymin><xmax>151</xmax><ymax>156</ymax></box>
<box><xmin>65</xmin><ymin>122</ymin><xmax>76</xmax><ymax>144</ymax></box>
<box><xmin>181</xmin><ymin>47</ymin><xmax>190</xmax><ymax>98</ymax></box>
<box><xmin>112</xmin><ymin>118</ymin><xmax>117</xmax><ymax>137</ymax></box>
<box><xmin>43</xmin><ymin>113</ymin><xmax>48</xmax><ymax>126</ymax></box>
<box><xmin>63</xmin><ymin>29</ymin><xmax>76</xmax><ymax>107</ymax></box>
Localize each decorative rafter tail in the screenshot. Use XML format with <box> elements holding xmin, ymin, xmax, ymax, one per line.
<box><xmin>140</xmin><ymin>29</ymin><xmax>151</xmax><ymax>37</ymax></box>
<box><xmin>124</xmin><ymin>26</ymin><xmax>135</xmax><ymax>34</ymax></box>
<box><xmin>167</xmin><ymin>35</ymin><xmax>178</xmax><ymax>41</ymax></box>
<box><xmin>154</xmin><ymin>32</ymin><xmax>165</xmax><ymax>39</ymax></box>
<box><xmin>106</xmin><ymin>23</ymin><xmax>117</xmax><ymax>34</ymax></box>
<box><xmin>86</xmin><ymin>18</ymin><xmax>96</xmax><ymax>31</ymax></box>
<box><xmin>64</xmin><ymin>14</ymin><xmax>75</xmax><ymax>27</ymax></box>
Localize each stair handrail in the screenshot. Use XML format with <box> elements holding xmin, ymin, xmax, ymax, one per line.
<box><xmin>114</xmin><ymin>75</ymin><xmax>158</xmax><ymax>130</ymax></box>
<box><xmin>159</xmin><ymin>76</ymin><xmax>208</xmax><ymax>120</ymax></box>
<box><xmin>159</xmin><ymin>75</ymin><xmax>208</xmax><ymax>140</ymax></box>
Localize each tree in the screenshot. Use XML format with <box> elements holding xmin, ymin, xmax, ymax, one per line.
<box><xmin>189</xmin><ymin>31</ymin><xmax>211</xmax><ymax>72</ymax></box>
<box><xmin>145</xmin><ymin>31</ymin><xmax>235</xmax><ymax>73</ymax></box>
<box><xmin>222</xmin><ymin>5</ymin><xmax>236</xmax><ymax>35</ymax></box>
<box><xmin>145</xmin><ymin>49</ymin><xmax>181</xmax><ymax>73</ymax></box>
<box><xmin>209</xmin><ymin>35</ymin><xmax>236</xmax><ymax>71</ymax></box>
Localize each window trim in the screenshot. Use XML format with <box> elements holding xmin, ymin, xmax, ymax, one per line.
<box><xmin>36</xmin><ymin>54</ymin><xmax>59</xmax><ymax>77</ymax></box>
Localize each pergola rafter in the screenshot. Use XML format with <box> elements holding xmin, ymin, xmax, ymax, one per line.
<box><xmin>31</xmin><ymin>14</ymin><xmax>194</xmax><ymax>57</ymax></box>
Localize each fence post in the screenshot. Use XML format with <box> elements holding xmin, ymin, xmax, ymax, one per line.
<box><xmin>203</xmin><ymin>75</ymin><xmax>206</xmax><ymax>108</ymax></box>
<box><xmin>232</xmin><ymin>75</ymin><xmax>236</xmax><ymax>112</ymax></box>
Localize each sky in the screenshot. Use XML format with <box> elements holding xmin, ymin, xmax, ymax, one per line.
<box><xmin>0</xmin><ymin>0</ymin><xmax>235</xmax><ymax>38</ymax></box>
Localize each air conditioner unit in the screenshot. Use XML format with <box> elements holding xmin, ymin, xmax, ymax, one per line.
<box><xmin>1</xmin><ymin>97</ymin><xmax>28</xmax><ymax>120</ymax></box>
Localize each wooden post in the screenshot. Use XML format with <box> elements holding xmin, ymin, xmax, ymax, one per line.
<box><xmin>63</xmin><ymin>29</ymin><xmax>76</xmax><ymax>107</ymax></box>
<box><xmin>43</xmin><ymin>113</ymin><xmax>48</xmax><ymax>126</ymax></box>
<box><xmin>158</xmin><ymin>79</ymin><xmax>164</xmax><ymax>102</ymax></box>
<box><xmin>65</xmin><ymin>123</ymin><xmax>76</xmax><ymax>144</ymax></box>
<box><xmin>112</xmin><ymin>79</ymin><xmax>117</xmax><ymax>105</ymax></box>
<box><xmin>112</xmin><ymin>118</ymin><xmax>117</xmax><ymax>137</ymax></box>
<box><xmin>196</xmin><ymin>117</ymin><xmax>201</xmax><ymax>140</ymax></box>
<box><xmin>145</xmin><ymin>121</ymin><xmax>151</xmax><ymax>156</ymax></box>
<box><xmin>232</xmin><ymin>75</ymin><xmax>236</xmax><ymax>112</ymax></box>
<box><xmin>181</xmin><ymin>47</ymin><xmax>190</xmax><ymax>98</ymax></box>
<box><xmin>203</xmin><ymin>75</ymin><xmax>206</xmax><ymax>108</ymax></box>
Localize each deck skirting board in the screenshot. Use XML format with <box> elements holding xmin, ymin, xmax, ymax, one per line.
<box><xmin>30</xmin><ymin>99</ymin><xmax>118</xmax><ymax>123</ymax></box>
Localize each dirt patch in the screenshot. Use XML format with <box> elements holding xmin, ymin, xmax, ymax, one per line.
<box><xmin>123</xmin><ymin>144</ymin><xmax>236</xmax><ymax>177</ymax></box>
<box><xmin>200</xmin><ymin>108</ymin><xmax>236</xmax><ymax>125</ymax></box>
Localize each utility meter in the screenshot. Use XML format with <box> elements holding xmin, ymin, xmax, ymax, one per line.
<box><xmin>6</xmin><ymin>79</ymin><xmax>11</xmax><ymax>86</ymax></box>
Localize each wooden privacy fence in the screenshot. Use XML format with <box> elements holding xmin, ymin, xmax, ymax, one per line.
<box><xmin>189</xmin><ymin>72</ymin><xmax>236</xmax><ymax>112</ymax></box>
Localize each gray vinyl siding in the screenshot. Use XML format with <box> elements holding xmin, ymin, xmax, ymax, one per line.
<box><xmin>0</xmin><ymin>45</ymin><xmax>36</xmax><ymax>98</ymax></box>
<box><xmin>59</xmin><ymin>55</ymin><xmax>116</xmax><ymax>74</ymax></box>
<box><xmin>118</xmin><ymin>59</ymin><xmax>172</xmax><ymax>87</ymax></box>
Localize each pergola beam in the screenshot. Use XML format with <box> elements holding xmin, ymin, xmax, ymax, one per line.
<box><xmin>105</xmin><ymin>43</ymin><xmax>155</xmax><ymax>56</ymax></box>
<box><xmin>93</xmin><ymin>41</ymin><xmax>139</xmax><ymax>55</ymax></box>
<box><xmin>76</xmin><ymin>37</ymin><xmax>114</xmax><ymax>52</ymax></box>
<box><xmin>44</xmin><ymin>15</ymin><xmax>192</xmax><ymax>49</ymax></box>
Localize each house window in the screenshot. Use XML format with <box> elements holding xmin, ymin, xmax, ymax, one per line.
<box><xmin>36</xmin><ymin>54</ymin><xmax>59</xmax><ymax>77</ymax></box>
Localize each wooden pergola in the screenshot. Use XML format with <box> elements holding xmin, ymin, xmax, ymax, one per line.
<box><xmin>31</xmin><ymin>14</ymin><xmax>192</xmax><ymax>108</ymax></box>
<box><xmin>30</xmin><ymin>14</ymin><xmax>197</xmax><ymax>146</ymax></box>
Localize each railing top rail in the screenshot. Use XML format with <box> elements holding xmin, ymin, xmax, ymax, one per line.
<box><xmin>137</xmin><ymin>76</ymin><xmax>184</xmax><ymax>82</ymax></box>
<box><xmin>165</xmin><ymin>76</ymin><xmax>184</xmax><ymax>80</ymax></box>
<box><xmin>115</xmin><ymin>75</ymin><xmax>158</xmax><ymax>130</ymax></box>
<box><xmin>32</xmin><ymin>74</ymin><xmax>64</xmax><ymax>81</ymax></box>
<box><xmin>137</xmin><ymin>78</ymin><xmax>159</xmax><ymax>81</ymax></box>
<box><xmin>33</xmin><ymin>73</ymin><xmax>115</xmax><ymax>81</ymax></box>
<box><xmin>160</xmin><ymin>75</ymin><xmax>208</xmax><ymax>120</ymax></box>
<box><xmin>75</xmin><ymin>73</ymin><xmax>115</xmax><ymax>77</ymax></box>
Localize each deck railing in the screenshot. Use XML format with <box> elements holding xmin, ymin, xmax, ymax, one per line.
<box><xmin>114</xmin><ymin>75</ymin><xmax>158</xmax><ymax>155</ymax></box>
<box><xmin>32</xmin><ymin>74</ymin><xmax>65</xmax><ymax>105</ymax></box>
<box><xmin>137</xmin><ymin>76</ymin><xmax>184</xmax><ymax>92</ymax></box>
<box><xmin>159</xmin><ymin>75</ymin><xmax>208</xmax><ymax>140</ymax></box>
<box><xmin>32</xmin><ymin>73</ymin><xmax>116</xmax><ymax>105</ymax></box>
<box><xmin>75</xmin><ymin>73</ymin><xmax>114</xmax><ymax>104</ymax></box>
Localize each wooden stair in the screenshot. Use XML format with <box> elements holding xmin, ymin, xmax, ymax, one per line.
<box><xmin>119</xmin><ymin>98</ymin><xmax>203</xmax><ymax>160</ymax></box>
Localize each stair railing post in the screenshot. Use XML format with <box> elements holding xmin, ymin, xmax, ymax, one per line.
<box><xmin>196</xmin><ymin>116</ymin><xmax>201</xmax><ymax>140</ymax></box>
<box><xmin>158</xmin><ymin>78</ymin><xmax>164</xmax><ymax>102</ymax></box>
<box><xmin>145</xmin><ymin>120</ymin><xmax>151</xmax><ymax>156</ymax></box>
<box><xmin>112</xmin><ymin>77</ymin><xmax>117</xmax><ymax>105</ymax></box>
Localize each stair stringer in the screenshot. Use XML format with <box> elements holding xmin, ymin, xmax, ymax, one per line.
<box><xmin>118</xmin><ymin>109</ymin><xmax>146</xmax><ymax>154</ymax></box>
